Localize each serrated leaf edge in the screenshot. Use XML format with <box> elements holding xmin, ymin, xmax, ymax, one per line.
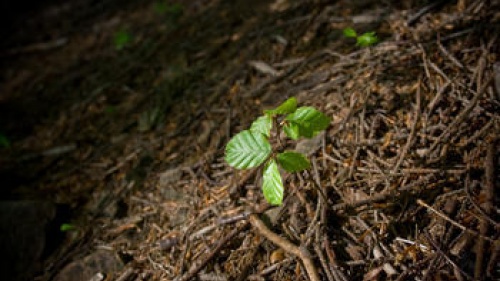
<box><xmin>262</xmin><ymin>159</ymin><xmax>284</xmax><ymax>205</ymax></box>
<box><xmin>225</xmin><ymin>130</ymin><xmax>271</xmax><ymax>169</ymax></box>
<box><xmin>276</xmin><ymin>151</ymin><xmax>311</xmax><ymax>172</ymax></box>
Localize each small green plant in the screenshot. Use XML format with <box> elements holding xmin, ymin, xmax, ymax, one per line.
<box><xmin>154</xmin><ymin>1</ymin><xmax>183</xmax><ymax>17</ymax></box>
<box><xmin>113</xmin><ymin>30</ymin><xmax>132</xmax><ymax>50</ymax></box>
<box><xmin>138</xmin><ymin>107</ymin><xmax>164</xmax><ymax>132</ymax></box>
<box><xmin>0</xmin><ymin>133</ymin><xmax>10</xmax><ymax>148</ymax></box>
<box><xmin>343</xmin><ymin>27</ymin><xmax>378</xmax><ymax>47</ymax></box>
<box><xmin>60</xmin><ymin>223</ymin><xmax>76</xmax><ymax>232</ymax></box>
<box><xmin>105</xmin><ymin>106</ymin><xmax>117</xmax><ymax>114</ymax></box>
<box><xmin>225</xmin><ymin>97</ymin><xmax>330</xmax><ymax>205</ymax></box>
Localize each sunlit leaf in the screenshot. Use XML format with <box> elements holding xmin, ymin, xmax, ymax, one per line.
<box><xmin>343</xmin><ymin>27</ymin><xmax>357</xmax><ymax>38</ymax></box>
<box><xmin>286</xmin><ymin>107</ymin><xmax>330</xmax><ymax>138</ymax></box>
<box><xmin>225</xmin><ymin>130</ymin><xmax>271</xmax><ymax>169</ymax></box>
<box><xmin>283</xmin><ymin>122</ymin><xmax>300</xmax><ymax>140</ymax></box>
<box><xmin>60</xmin><ymin>223</ymin><xmax>75</xmax><ymax>232</ymax></box>
<box><xmin>357</xmin><ymin>32</ymin><xmax>378</xmax><ymax>47</ymax></box>
<box><xmin>250</xmin><ymin>115</ymin><xmax>272</xmax><ymax>137</ymax></box>
<box><xmin>277</xmin><ymin>152</ymin><xmax>310</xmax><ymax>172</ymax></box>
<box><xmin>265</xmin><ymin>97</ymin><xmax>297</xmax><ymax>116</ymax></box>
<box><xmin>262</xmin><ymin>159</ymin><xmax>284</xmax><ymax>205</ymax></box>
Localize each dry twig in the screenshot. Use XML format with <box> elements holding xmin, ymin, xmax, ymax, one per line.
<box><xmin>249</xmin><ymin>214</ymin><xmax>320</xmax><ymax>281</ymax></box>
<box><xmin>475</xmin><ymin>139</ymin><xmax>497</xmax><ymax>279</ymax></box>
<box><xmin>176</xmin><ymin>224</ymin><xmax>247</xmax><ymax>281</ymax></box>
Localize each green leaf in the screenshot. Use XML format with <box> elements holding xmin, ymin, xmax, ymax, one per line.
<box><xmin>225</xmin><ymin>130</ymin><xmax>271</xmax><ymax>169</ymax></box>
<box><xmin>105</xmin><ymin>106</ymin><xmax>117</xmax><ymax>114</ymax></box>
<box><xmin>286</xmin><ymin>107</ymin><xmax>330</xmax><ymax>138</ymax></box>
<box><xmin>166</xmin><ymin>3</ymin><xmax>183</xmax><ymax>16</ymax></box>
<box><xmin>343</xmin><ymin>27</ymin><xmax>357</xmax><ymax>38</ymax></box>
<box><xmin>262</xmin><ymin>159</ymin><xmax>284</xmax><ymax>205</ymax></box>
<box><xmin>277</xmin><ymin>152</ymin><xmax>310</xmax><ymax>172</ymax></box>
<box><xmin>114</xmin><ymin>30</ymin><xmax>132</xmax><ymax>50</ymax></box>
<box><xmin>357</xmin><ymin>32</ymin><xmax>378</xmax><ymax>47</ymax></box>
<box><xmin>154</xmin><ymin>1</ymin><xmax>168</xmax><ymax>14</ymax></box>
<box><xmin>283</xmin><ymin>122</ymin><xmax>300</xmax><ymax>140</ymax></box>
<box><xmin>274</xmin><ymin>97</ymin><xmax>297</xmax><ymax>114</ymax></box>
<box><xmin>265</xmin><ymin>97</ymin><xmax>297</xmax><ymax>116</ymax></box>
<box><xmin>250</xmin><ymin>115</ymin><xmax>272</xmax><ymax>137</ymax></box>
<box><xmin>0</xmin><ymin>134</ymin><xmax>10</xmax><ymax>148</ymax></box>
<box><xmin>60</xmin><ymin>223</ymin><xmax>75</xmax><ymax>232</ymax></box>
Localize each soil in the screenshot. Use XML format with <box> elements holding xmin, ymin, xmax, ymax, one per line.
<box><xmin>0</xmin><ymin>0</ymin><xmax>499</xmax><ymax>280</ymax></box>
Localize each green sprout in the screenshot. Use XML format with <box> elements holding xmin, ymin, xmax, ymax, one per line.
<box><xmin>105</xmin><ymin>106</ymin><xmax>117</xmax><ymax>114</ymax></box>
<box><xmin>343</xmin><ymin>27</ymin><xmax>378</xmax><ymax>47</ymax></box>
<box><xmin>114</xmin><ymin>30</ymin><xmax>132</xmax><ymax>50</ymax></box>
<box><xmin>0</xmin><ymin>133</ymin><xmax>10</xmax><ymax>148</ymax></box>
<box><xmin>154</xmin><ymin>1</ymin><xmax>183</xmax><ymax>16</ymax></box>
<box><xmin>60</xmin><ymin>223</ymin><xmax>76</xmax><ymax>232</ymax></box>
<box><xmin>225</xmin><ymin>97</ymin><xmax>330</xmax><ymax>205</ymax></box>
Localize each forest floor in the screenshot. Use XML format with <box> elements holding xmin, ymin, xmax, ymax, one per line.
<box><xmin>0</xmin><ymin>0</ymin><xmax>499</xmax><ymax>280</ymax></box>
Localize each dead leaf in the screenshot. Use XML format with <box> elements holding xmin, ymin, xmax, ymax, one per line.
<box><xmin>248</xmin><ymin>60</ymin><xmax>280</xmax><ymax>76</ymax></box>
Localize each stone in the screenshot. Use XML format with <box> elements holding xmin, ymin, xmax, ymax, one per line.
<box><xmin>53</xmin><ymin>250</ymin><xmax>123</xmax><ymax>281</ymax></box>
<box><xmin>0</xmin><ymin>200</ymin><xmax>56</xmax><ymax>281</ymax></box>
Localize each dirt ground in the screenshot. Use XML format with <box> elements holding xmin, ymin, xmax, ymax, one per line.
<box><xmin>0</xmin><ymin>0</ymin><xmax>499</xmax><ymax>280</ymax></box>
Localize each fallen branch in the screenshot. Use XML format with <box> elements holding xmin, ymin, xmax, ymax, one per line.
<box><xmin>249</xmin><ymin>214</ymin><xmax>320</xmax><ymax>281</ymax></box>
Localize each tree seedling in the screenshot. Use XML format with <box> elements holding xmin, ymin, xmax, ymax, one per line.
<box><xmin>225</xmin><ymin>97</ymin><xmax>330</xmax><ymax>205</ymax></box>
<box><xmin>0</xmin><ymin>133</ymin><xmax>10</xmax><ymax>148</ymax></box>
<box><xmin>343</xmin><ymin>27</ymin><xmax>378</xmax><ymax>47</ymax></box>
<box><xmin>154</xmin><ymin>1</ymin><xmax>183</xmax><ymax>17</ymax></box>
<box><xmin>60</xmin><ymin>223</ymin><xmax>76</xmax><ymax>232</ymax></box>
<box><xmin>105</xmin><ymin>106</ymin><xmax>117</xmax><ymax>114</ymax></box>
<box><xmin>114</xmin><ymin>30</ymin><xmax>132</xmax><ymax>50</ymax></box>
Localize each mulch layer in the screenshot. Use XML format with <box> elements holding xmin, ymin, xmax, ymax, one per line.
<box><xmin>0</xmin><ymin>0</ymin><xmax>499</xmax><ymax>280</ymax></box>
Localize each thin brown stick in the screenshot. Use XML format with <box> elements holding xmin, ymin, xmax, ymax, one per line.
<box><xmin>314</xmin><ymin>243</ymin><xmax>335</xmax><ymax>281</ymax></box>
<box><xmin>461</xmin><ymin>118</ymin><xmax>497</xmax><ymax>148</ymax></box>
<box><xmin>176</xmin><ymin>223</ymin><xmax>247</xmax><ymax>281</ymax></box>
<box><xmin>464</xmin><ymin>174</ymin><xmax>499</xmax><ymax>228</ymax></box>
<box><xmin>323</xmin><ymin>240</ymin><xmax>348</xmax><ymax>281</ymax></box>
<box><xmin>420</xmin><ymin>253</ymin><xmax>441</xmax><ymax>281</ymax></box>
<box><xmin>229</xmin><ymin>168</ymin><xmax>258</xmax><ymax>199</ymax></box>
<box><xmin>332</xmin><ymin>92</ymin><xmax>358</xmax><ymax>136</ymax></box>
<box><xmin>475</xmin><ymin>140</ymin><xmax>496</xmax><ymax>279</ymax></box>
<box><xmin>249</xmin><ymin>214</ymin><xmax>320</xmax><ymax>281</ymax></box>
<box><xmin>428</xmin><ymin>61</ymin><xmax>452</xmax><ymax>82</ymax></box>
<box><xmin>417</xmin><ymin>199</ymin><xmax>495</xmax><ymax>243</ymax></box>
<box><xmin>407</xmin><ymin>0</ymin><xmax>447</xmax><ymax>26</ymax></box>
<box><xmin>392</xmin><ymin>78</ymin><xmax>421</xmax><ymax>173</ymax></box>
<box><xmin>427</xmin><ymin>80</ymin><xmax>451</xmax><ymax>114</ymax></box>
<box><xmin>487</xmin><ymin>241</ymin><xmax>500</xmax><ymax>277</ymax></box>
<box><xmin>330</xmin><ymin>173</ymin><xmax>436</xmax><ymax>212</ymax></box>
<box><xmin>348</xmin><ymin>118</ymin><xmax>361</xmax><ymax>179</ymax></box>
<box><xmin>426</xmin><ymin>75</ymin><xmax>493</xmax><ymax>159</ymax></box>
<box><xmin>484</xmin><ymin>139</ymin><xmax>496</xmax><ymax>217</ymax></box>
<box><xmin>311</xmin><ymin>156</ymin><xmax>329</xmax><ymax>205</ymax></box>
<box><xmin>423</xmin><ymin>231</ymin><xmax>474</xmax><ymax>280</ymax></box>
<box><xmin>437</xmin><ymin>41</ymin><xmax>464</xmax><ymax>69</ymax></box>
